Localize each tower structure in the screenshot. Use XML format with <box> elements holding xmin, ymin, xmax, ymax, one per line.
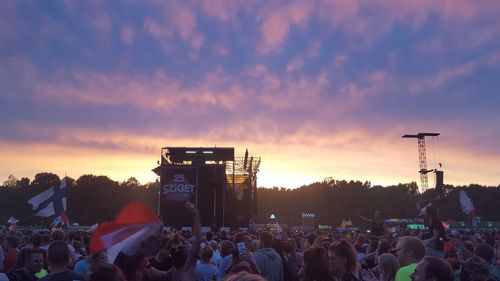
<box><xmin>402</xmin><ymin>133</ymin><xmax>440</xmax><ymax>192</ymax></box>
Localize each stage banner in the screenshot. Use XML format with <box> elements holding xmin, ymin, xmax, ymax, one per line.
<box><xmin>161</xmin><ymin>166</ymin><xmax>197</xmax><ymax>205</ymax></box>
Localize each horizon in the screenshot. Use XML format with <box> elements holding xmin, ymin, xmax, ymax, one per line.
<box><xmin>1</xmin><ymin>1</ymin><xmax>500</xmax><ymax>189</ymax></box>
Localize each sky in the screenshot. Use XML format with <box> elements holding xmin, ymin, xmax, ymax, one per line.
<box><xmin>1</xmin><ymin>0</ymin><xmax>499</xmax><ymax>189</ymax></box>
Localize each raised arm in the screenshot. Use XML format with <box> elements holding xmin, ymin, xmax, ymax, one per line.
<box><xmin>186</xmin><ymin>201</ymin><xmax>201</xmax><ymax>268</ymax></box>
<box><xmin>355</xmin><ymin>213</ymin><xmax>373</xmax><ymax>223</ymax></box>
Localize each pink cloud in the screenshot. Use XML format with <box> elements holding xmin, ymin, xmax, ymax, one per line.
<box><xmin>258</xmin><ymin>1</ymin><xmax>312</xmax><ymax>54</ymax></box>
<box><xmin>92</xmin><ymin>13</ymin><xmax>112</xmax><ymax>33</ymax></box>
<box><xmin>121</xmin><ymin>25</ymin><xmax>135</xmax><ymax>45</ymax></box>
<box><xmin>201</xmin><ymin>0</ymin><xmax>249</xmax><ymax>22</ymax></box>
<box><xmin>214</xmin><ymin>45</ymin><xmax>230</xmax><ymax>56</ymax></box>
<box><xmin>285</xmin><ymin>57</ymin><xmax>304</xmax><ymax>73</ymax></box>
<box><xmin>143</xmin><ymin>3</ymin><xmax>204</xmax><ymax>53</ymax></box>
<box><xmin>306</xmin><ymin>40</ymin><xmax>322</xmax><ymax>58</ymax></box>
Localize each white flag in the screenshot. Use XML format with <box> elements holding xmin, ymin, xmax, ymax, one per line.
<box><xmin>28</xmin><ymin>177</ymin><xmax>67</xmax><ymax>217</ymax></box>
<box><xmin>459</xmin><ymin>190</ymin><xmax>475</xmax><ymax>216</ymax></box>
<box><xmin>7</xmin><ymin>217</ymin><xmax>19</xmax><ymax>224</ymax></box>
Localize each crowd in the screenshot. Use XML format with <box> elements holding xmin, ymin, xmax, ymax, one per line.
<box><xmin>1</xmin><ymin>204</ymin><xmax>499</xmax><ymax>281</ymax></box>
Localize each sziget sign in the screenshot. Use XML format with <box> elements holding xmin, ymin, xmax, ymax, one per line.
<box><xmin>161</xmin><ymin>167</ymin><xmax>197</xmax><ymax>204</ymax></box>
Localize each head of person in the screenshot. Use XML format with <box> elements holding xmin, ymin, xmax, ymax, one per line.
<box><xmin>47</xmin><ymin>240</ymin><xmax>70</xmax><ymax>267</ymax></box>
<box><xmin>354</xmin><ymin>243</ymin><xmax>364</xmax><ymax>254</ymax></box>
<box><xmin>366</xmin><ymin>237</ymin><xmax>379</xmax><ymax>254</ymax></box>
<box><xmin>378</xmin><ymin>253</ymin><xmax>400</xmax><ymax>281</ymax></box>
<box><xmin>306</xmin><ymin>232</ymin><xmax>317</xmax><ymax>246</ymax></box>
<box><xmin>156</xmin><ymin>235</ymin><xmax>171</xmax><ymax>260</ymax></box>
<box><xmin>200</xmin><ymin>245</ymin><xmax>213</xmax><ymax>262</ymax></box>
<box><xmin>474</xmin><ymin>243</ymin><xmax>495</xmax><ymax>264</ymax></box>
<box><xmin>5</xmin><ymin>235</ymin><xmax>19</xmax><ymax>250</ymax></box>
<box><xmin>303</xmin><ymin>245</ymin><xmax>333</xmax><ymax>281</ymax></box>
<box><xmin>356</xmin><ymin>234</ymin><xmax>365</xmax><ymax>244</ymax></box>
<box><xmin>233</xmin><ymin>232</ymin><xmax>252</xmax><ymax>250</ymax></box>
<box><xmin>32</xmin><ymin>234</ymin><xmax>42</xmax><ymax>248</ymax></box>
<box><xmin>24</xmin><ymin>249</ymin><xmax>45</xmax><ymax>274</ymax></box>
<box><xmin>89</xmin><ymin>263</ymin><xmax>127</xmax><ymax>281</ymax></box>
<box><xmin>328</xmin><ymin>240</ymin><xmax>357</xmax><ymax>276</ymax></box>
<box><xmin>90</xmin><ymin>251</ymin><xmax>108</xmax><ymax>271</ymax></box>
<box><xmin>166</xmin><ymin>235</ymin><xmax>187</xmax><ymax>269</ymax></box>
<box><xmin>394</xmin><ymin>236</ymin><xmax>425</xmax><ymax>266</ymax></box>
<box><xmin>259</xmin><ymin>231</ymin><xmax>274</xmax><ymax>248</ymax></box>
<box><xmin>208</xmin><ymin>240</ymin><xmax>218</xmax><ymax>252</ymax></box>
<box><xmin>411</xmin><ymin>256</ymin><xmax>454</xmax><ymax>281</ymax></box>
<box><xmin>220</xmin><ymin>240</ymin><xmax>236</xmax><ymax>258</ymax></box>
<box><xmin>377</xmin><ymin>239</ymin><xmax>392</xmax><ymax>255</ymax></box>
<box><xmin>51</xmin><ymin>230</ymin><xmax>66</xmax><ymax>241</ymax></box>
<box><xmin>114</xmin><ymin>251</ymin><xmax>146</xmax><ymax>281</ymax></box>
<box><xmin>205</xmin><ymin>232</ymin><xmax>213</xmax><ymax>241</ymax></box>
<box><xmin>464</xmin><ymin>256</ymin><xmax>493</xmax><ymax>281</ymax></box>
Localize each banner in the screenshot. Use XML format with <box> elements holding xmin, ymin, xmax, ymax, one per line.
<box><xmin>160</xmin><ymin>166</ymin><xmax>197</xmax><ymax>205</ymax></box>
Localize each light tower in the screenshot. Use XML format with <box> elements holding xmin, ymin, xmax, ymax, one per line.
<box><xmin>402</xmin><ymin>133</ymin><xmax>440</xmax><ymax>192</ymax></box>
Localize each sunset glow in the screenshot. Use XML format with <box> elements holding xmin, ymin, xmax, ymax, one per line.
<box><xmin>1</xmin><ymin>1</ymin><xmax>499</xmax><ymax>188</ymax></box>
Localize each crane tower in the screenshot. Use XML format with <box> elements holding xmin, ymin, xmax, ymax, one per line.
<box><xmin>402</xmin><ymin>133</ymin><xmax>440</xmax><ymax>192</ymax></box>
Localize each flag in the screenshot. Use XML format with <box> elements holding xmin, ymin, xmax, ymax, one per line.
<box><xmin>459</xmin><ymin>190</ymin><xmax>475</xmax><ymax>217</ymax></box>
<box><xmin>51</xmin><ymin>212</ymin><xmax>69</xmax><ymax>227</ymax></box>
<box><xmin>28</xmin><ymin>177</ymin><xmax>67</xmax><ymax>217</ymax></box>
<box><xmin>7</xmin><ymin>217</ymin><xmax>19</xmax><ymax>224</ymax></box>
<box><xmin>90</xmin><ymin>202</ymin><xmax>161</xmax><ymax>263</ymax></box>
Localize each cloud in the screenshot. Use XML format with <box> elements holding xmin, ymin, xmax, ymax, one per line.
<box><xmin>285</xmin><ymin>57</ymin><xmax>304</xmax><ymax>73</ymax></box>
<box><xmin>143</xmin><ymin>2</ymin><xmax>204</xmax><ymax>54</ymax></box>
<box><xmin>121</xmin><ymin>25</ymin><xmax>135</xmax><ymax>45</ymax></box>
<box><xmin>258</xmin><ymin>1</ymin><xmax>312</xmax><ymax>54</ymax></box>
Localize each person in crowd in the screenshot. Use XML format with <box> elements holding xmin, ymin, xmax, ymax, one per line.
<box><xmin>306</xmin><ymin>233</ymin><xmax>317</xmax><ymax>249</ymax></box>
<box><xmin>219</xmin><ymin>232</ymin><xmax>254</xmax><ymax>280</ymax></box>
<box><xmin>422</xmin><ymin>205</ymin><xmax>447</xmax><ymax>258</ymax></box>
<box><xmin>282</xmin><ymin>239</ymin><xmax>300</xmax><ymax>281</ymax></box>
<box><xmin>354</xmin><ymin>244</ymin><xmax>365</xmax><ymax>263</ymax></box>
<box><xmin>114</xmin><ymin>251</ymin><xmax>149</xmax><ymax>281</ymax></box>
<box><xmin>394</xmin><ymin>236</ymin><xmax>425</xmax><ymax>281</ymax></box>
<box><xmin>73</xmin><ymin>254</ymin><xmax>90</xmax><ymax>275</ymax></box>
<box><xmin>48</xmin><ymin>230</ymin><xmax>77</xmax><ymax>268</ymax></box>
<box><xmin>88</xmin><ymin>251</ymin><xmax>108</xmax><ymax>275</ymax></box>
<box><xmin>301</xmin><ymin>245</ymin><xmax>336</xmax><ymax>281</ymax></box>
<box><xmin>196</xmin><ymin>245</ymin><xmax>219</xmax><ymax>281</ymax></box>
<box><xmin>3</xmin><ymin>235</ymin><xmax>21</xmax><ymax>273</ymax></box>
<box><xmin>464</xmin><ymin>256</ymin><xmax>497</xmax><ymax>281</ymax></box>
<box><xmin>148</xmin><ymin>236</ymin><xmax>173</xmax><ymax>272</ymax></box>
<box><xmin>163</xmin><ymin>201</ymin><xmax>201</xmax><ymax>281</ymax></box>
<box><xmin>71</xmin><ymin>239</ymin><xmax>85</xmax><ymax>262</ymax></box>
<box><xmin>225</xmin><ymin>271</ymin><xmax>266</xmax><ymax>281</ymax></box>
<box><xmin>87</xmin><ymin>263</ymin><xmax>127</xmax><ymax>281</ymax></box>
<box><xmin>328</xmin><ymin>240</ymin><xmax>360</xmax><ymax>281</ymax></box>
<box><xmin>272</xmin><ymin>238</ymin><xmax>294</xmax><ymax>281</ymax></box>
<box><xmin>39</xmin><ymin>241</ymin><xmax>84</xmax><ymax>281</ymax></box>
<box><xmin>410</xmin><ymin>256</ymin><xmax>454</xmax><ymax>281</ymax></box>
<box><xmin>0</xmin><ymin>235</ymin><xmax>5</xmax><ymax>272</ymax></box>
<box><xmin>474</xmin><ymin>243</ymin><xmax>500</xmax><ymax>280</ymax></box>
<box><xmin>40</xmin><ymin>235</ymin><xmax>50</xmax><ymax>252</ymax></box>
<box><xmin>7</xmin><ymin>249</ymin><xmax>45</xmax><ymax>281</ymax></box>
<box><xmin>208</xmin><ymin>240</ymin><xmax>222</xmax><ymax>268</ymax></box>
<box><xmin>356</xmin><ymin>211</ymin><xmax>387</xmax><ymax>237</ymax></box>
<box><xmin>217</xmin><ymin>240</ymin><xmax>235</xmax><ymax>278</ymax></box>
<box><xmin>378</xmin><ymin>253</ymin><xmax>400</xmax><ymax>281</ymax></box>
<box><xmin>363</xmin><ymin>239</ymin><xmax>391</xmax><ymax>269</ymax></box>
<box><xmin>253</xmin><ymin>231</ymin><xmax>284</xmax><ymax>281</ymax></box>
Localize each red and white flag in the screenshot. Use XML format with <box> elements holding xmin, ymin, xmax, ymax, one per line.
<box><xmin>90</xmin><ymin>202</ymin><xmax>161</xmax><ymax>263</ymax></box>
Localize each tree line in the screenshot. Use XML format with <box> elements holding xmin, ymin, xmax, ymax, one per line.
<box><xmin>1</xmin><ymin>173</ymin><xmax>499</xmax><ymax>227</ymax></box>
